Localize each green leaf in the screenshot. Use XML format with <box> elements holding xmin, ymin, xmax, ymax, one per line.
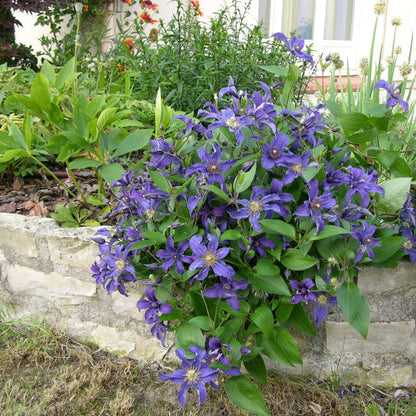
<box><xmin>30</xmin><ymin>73</ymin><xmax>51</xmax><ymax>111</ymax></box>
<box><xmin>56</xmin><ymin>57</ymin><xmax>76</xmax><ymax>91</ymax></box>
<box><xmin>336</xmin><ymin>282</ymin><xmax>362</xmax><ymax>323</ymax></box>
<box><xmin>220</xmin><ymin>229</ymin><xmax>241</xmax><ymax>242</ymax></box>
<box><xmin>249</xmin><ymin>273</ymin><xmax>291</xmax><ymax>296</ymax></box>
<box><xmin>376</xmin><ymin>177</ymin><xmax>411</xmax><ymax>214</ymax></box>
<box><xmin>8</xmin><ymin>119</ymin><xmax>28</xmax><ymax>151</ymax></box>
<box><xmin>0</xmin><ymin>149</ymin><xmax>28</xmax><ymax>163</ymax></box>
<box><xmin>376</xmin><ymin>150</ymin><xmax>399</xmax><ymax>169</ymax></box>
<box><xmin>188</xmin><ymin>316</ymin><xmax>212</xmax><ymax>331</ymax></box>
<box><xmin>287</xmin><ymin>64</ymin><xmax>299</xmax><ymax>81</ymax></box>
<box><xmin>96</xmin><ymin>107</ymin><xmax>117</xmax><ymax>131</ymax></box>
<box><xmin>100</xmin><ymin>163</ymin><xmax>125</xmax><ymax>185</ymax></box>
<box><xmin>140</xmin><ymin>231</ymin><xmax>166</xmax><ymax>243</ymax></box>
<box><xmin>148</xmin><ymin>169</ymin><xmax>172</xmax><ymax>193</ymax></box>
<box><xmin>349</xmin><ymin>296</ymin><xmax>370</xmax><ymax>339</ymax></box>
<box><xmin>257</xmin><ymin>327</ymin><xmax>302</xmax><ymax>366</ymax></box>
<box><xmin>260</xmin><ymin>219</ymin><xmax>296</xmax><ymax>239</ymax></box>
<box><xmin>390</xmin><ymin>157</ymin><xmax>412</xmax><ymax>177</ymax></box>
<box><xmin>348</xmin><ymin>129</ymin><xmax>377</xmax><ymax>144</ymax></box>
<box><xmin>112</xmin><ymin>129</ymin><xmax>153</xmax><ymax>157</ymax></box>
<box><xmin>233</xmin><ymin>162</ymin><xmax>256</xmax><ymax>193</ymax></box>
<box><xmin>371</xmin><ymin>236</ymin><xmax>406</xmax><ymax>263</ymax></box>
<box><xmin>243</xmin><ymin>355</ymin><xmax>268</xmax><ymax>387</ymax></box>
<box><xmin>251</xmin><ymin>306</ymin><xmax>274</xmax><ymax>337</ymax></box>
<box><xmin>155</xmin><ymin>87</ymin><xmax>162</xmax><ymax>137</ymax></box>
<box><xmin>287</xmin><ymin>303</ymin><xmax>316</xmax><ymax>336</ymax></box>
<box><xmin>280</xmin><ymin>249</ymin><xmax>318</xmax><ymax>271</ymax></box>
<box><xmin>308</xmin><ymin>225</ymin><xmax>350</xmax><ymax>241</ymax></box>
<box><xmin>225</xmin><ymin>375</ymin><xmax>270</xmax><ymax>416</ymax></box>
<box><xmin>337</xmin><ymin>112</ymin><xmax>369</xmax><ymax>133</ymax></box>
<box><xmin>259</xmin><ymin>64</ymin><xmax>288</xmax><ymax>76</ymax></box>
<box><xmin>174</xmin><ymin>224</ymin><xmax>198</xmax><ymax>242</ymax></box>
<box><xmin>201</xmin><ymin>184</ymin><xmax>231</xmax><ymax>202</ymax></box>
<box><xmin>40</xmin><ymin>60</ymin><xmax>56</xmax><ymax>84</ymax></box>
<box><xmin>68</xmin><ymin>158</ymin><xmax>103</xmax><ymax>169</ymax></box>
<box><xmin>175</xmin><ymin>322</ymin><xmax>205</xmax><ymax>352</ymax></box>
<box><xmin>256</xmin><ymin>258</ymin><xmax>280</xmax><ymax>276</ymax></box>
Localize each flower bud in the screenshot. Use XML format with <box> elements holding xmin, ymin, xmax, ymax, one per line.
<box><xmin>374</xmin><ymin>1</ymin><xmax>386</xmax><ymax>15</ymax></box>
<box><xmin>74</xmin><ymin>2</ymin><xmax>84</xmax><ymax>13</ymax></box>
<box><xmin>391</xmin><ymin>16</ymin><xmax>402</xmax><ymax>26</ymax></box>
<box><xmin>241</xmin><ymin>160</ymin><xmax>255</xmax><ymax>172</ymax></box>
<box><xmin>400</xmin><ymin>62</ymin><xmax>412</xmax><ymax>77</ymax></box>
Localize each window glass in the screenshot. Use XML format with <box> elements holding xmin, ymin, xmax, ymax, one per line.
<box><xmin>324</xmin><ymin>0</ymin><xmax>354</xmax><ymax>40</ymax></box>
<box><xmin>282</xmin><ymin>0</ymin><xmax>315</xmax><ymax>40</ymax></box>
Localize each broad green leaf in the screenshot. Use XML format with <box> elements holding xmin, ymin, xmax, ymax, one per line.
<box><xmin>40</xmin><ymin>60</ymin><xmax>56</xmax><ymax>84</ymax></box>
<box><xmin>22</xmin><ymin>115</ymin><xmax>32</xmax><ymax>150</ymax></box>
<box><xmin>30</xmin><ymin>73</ymin><xmax>51</xmax><ymax>111</ymax></box>
<box><xmin>257</xmin><ymin>327</ymin><xmax>302</xmax><ymax>366</ymax></box>
<box><xmin>220</xmin><ymin>229</ymin><xmax>241</xmax><ymax>242</ymax></box>
<box><xmin>287</xmin><ymin>64</ymin><xmax>299</xmax><ymax>81</ymax></box>
<box><xmin>96</xmin><ymin>107</ymin><xmax>117</xmax><ymax>131</ymax></box>
<box><xmin>390</xmin><ymin>157</ymin><xmax>412</xmax><ymax>177</ymax></box>
<box><xmin>8</xmin><ymin>119</ymin><xmax>28</xmax><ymax>151</ymax></box>
<box><xmin>251</xmin><ymin>306</ymin><xmax>274</xmax><ymax>337</ymax></box>
<box><xmin>141</xmin><ymin>231</ymin><xmax>166</xmax><ymax>243</ymax></box>
<box><xmin>337</xmin><ymin>112</ymin><xmax>369</xmax><ymax>133</ymax></box>
<box><xmin>308</xmin><ymin>225</ymin><xmax>350</xmax><ymax>241</ymax></box>
<box><xmin>336</xmin><ymin>282</ymin><xmax>362</xmax><ymax>323</ymax></box>
<box><xmin>0</xmin><ymin>149</ymin><xmax>29</xmax><ymax>163</ymax></box>
<box><xmin>112</xmin><ymin>129</ymin><xmax>153</xmax><ymax>157</ymax></box>
<box><xmin>100</xmin><ymin>162</ymin><xmax>125</xmax><ymax>185</ymax></box>
<box><xmin>249</xmin><ymin>273</ymin><xmax>291</xmax><ymax>296</ymax></box>
<box><xmin>188</xmin><ymin>316</ymin><xmax>212</xmax><ymax>331</ymax></box>
<box><xmin>260</xmin><ymin>219</ymin><xmax>296</xmax><ymax>239</ymax></box>
<box><xmin>225</xmin><ymin>375</ymin><xmax>270</xmax><ymax>416</ymax></box>
<box><xmin>56</xmin><ymin>57</ymin><xmax>76</xmax><ymax>91</ymax></box>
<box><xmin>256</xmin><ymin>258</ymin><xmax>280</xmax><ymax>276</ymax></box>
<box><xmin>274</xmin><ymin>302</ymin><xmax>293</xmax><ymax>322</ymax></box>
<box><xmin>376</xmin><ymin>150</ymin><xmax>399</xmax><ymax>169</ymax></box>
<box><xmin>174</xmin><ymin>224</ymin><xmax>198</xmax><ymax>242</ymax></box>
<box><xmin>259</xmin><ymin>65</ymin><xmax>288</xmax><ymax>76</ymax></box>
<box><xmin>376</xmin><ymin>177</ymin><xmax>411</xmax><ymax>214</ymax></box>
<box><xmin>148</xmin><ymin>169</ymin><xmax>172</xmax><ymax>193</ymax></box>
<box><xmin>68</xmin><ymin>158</ymin><xmax>103</xmax><ymax>170</ymax></box>
<box><xmin>371</xmin><ymin>236</ymin><xmax>406</xmax><ymax>263</ymax></box>
<box><xmin>348</xmin><ymin>129</ymin><xmax>377</xmax><ymax>144</ymax></box>
<box><xmin>155</xmin><ymin>87</ymin><xmax>162</xmax><ymax>137</ymax></box>
<box><xmin>233</xmin><ymin>162</ymin><xmax>256</xmax><ymax>193</ymax></box>
<box><xmin>175</xmin><ymin>322</ymin><xmax>205</xmax><ymax>353</ymax></box>
<box><xmin>349</xmin><ymin>296</ymin><xmax>370</xmax><ymax>339</ymax></box>
<box><xmin>280</xmin><ymin>249</ymin><xmax>318</xmax><ymax>271</ymax></box>
<box><xmin>201</xmin><ymin>184</ymin><xmax>231</xmax><ymax>202</ymax></box>
<box><xmin>243</xmin><ymin>355</ymin><xmax>268</xmax><ymax>386</ymax></box>
<box><xmin>287</xmin><ymin>303</ymin><xmax>316</xmax><ymax>336</ymax></box>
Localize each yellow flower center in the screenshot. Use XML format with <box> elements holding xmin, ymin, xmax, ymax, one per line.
<box><xmin>226</xmin><ymin>117</ymin><xmax>240</xmax><ymax>129</ymax></box>
<box><xmin>204</xmin><ymin>252</ymin><xmax>217</xmax><ymax>266</ymax></box>
<box><xmin>116</xmin><ymin>260</ymin><xmax>125</xmax><ymax>271</ymax></box>
<box><xmin>291</xmin><ymin>163</ymin><xmax>304</xmax><ymax>173</ymax></box>
<box><xmin>403</xmin><ymin>239</ymin><xmax>413</xmax><ymax>250</ymax></box>
<box><xmin>186</xmin><ymin>368</ymin><xmax>200</xmax><ymax>382</ymax></box>
<box><xmin>318</xmin><ymin>294</ymin><xmax>327</xmax><ymax>304</ymax></box>
<box><xmin>249</xmin><ymin>201</ymin><xmax>263</xmax><ymax>215</ymax></box>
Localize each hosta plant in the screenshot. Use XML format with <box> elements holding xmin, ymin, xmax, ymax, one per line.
<box><xmin>90</xmin><ymin>34</ymin><xmax>414</xmax><ymax>415</ymax></box>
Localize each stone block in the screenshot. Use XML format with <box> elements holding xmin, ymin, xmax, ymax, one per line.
<box><xmin>7</xmin><ymin>264</ymin><xmax>97</xmax><ymax>304</ymax></box>
<box><xmin>111</xmin><ymin>290</ymin><xmax>144</xmax><ymax>320</ymax></box>
<box><xmin>358</xmin><ymin>263</ymin><xmax>416</xmax><ymax>295</ymax></box>
<box><xmin>326</xmin><ymin>321</ymin><xmax>415</xmax><ymax>354</ymax></box>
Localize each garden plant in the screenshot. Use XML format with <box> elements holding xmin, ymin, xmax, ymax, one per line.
<box><xmin>1</xmin><ymin>1</ymin><xmax>416</xmax><ymax>414</ymax></box>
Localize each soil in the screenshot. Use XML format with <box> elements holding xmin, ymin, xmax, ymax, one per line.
<box><xmin>0</xmin><ymin>169</ymin><xmax>106</xmax><ymax>222</ymax></box>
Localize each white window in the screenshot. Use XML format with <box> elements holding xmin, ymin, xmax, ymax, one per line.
<box><xmin>260</xmin><ymin>0</ymin><xmax>372</xmax><ymax>70</ymax></box>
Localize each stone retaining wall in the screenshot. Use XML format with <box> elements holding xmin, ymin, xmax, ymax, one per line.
<box><xmin>0</xmin><ymin>213</ymin><xmax>415</xmax><ymax>386</ymax></box>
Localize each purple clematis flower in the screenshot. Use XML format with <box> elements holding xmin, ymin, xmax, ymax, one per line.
<box><xmin>137</xmin><ymin>286</ymin><xmax>173</xmax><ymax>325</ymax></box>
<box><xmin>401</xmin><ymin>226</ymin><xmax>416</xmax><ymax>263</ymax></box>
<box><xmin>374</xmin><ymin>80</ymin><xmax>409</xmax><ymax>113</ymax></box>
<box><xmin>203</xmin><ymin>276</ymin><xmax>249</xmax><ymax>311</ymax></box>
<box><xmin>401</xmin><ymin>193</ymin><xmax>416</xmax><ymax>226</ymax></box>
<box><xmin>185</xmin><ymin>143</ymin><xmax>236</xmax><ymax>191</ymax></box>
<box><xmin>294</xmin><ymin>179</ymin><xmax>336</xmax><ymax>234</ymax></box>
<box><xmin>150</xmin><ymin>321</ymin><xmax>169</xmax><ymax>347</ymax></box>
<box><xmin>239</xmin><ymin>233</ymin><xmax>276</xmax><ymax>259</ymax></box>
<box><xmin>149</xmin><ymin>138</ymin><xmax>183</xmax><ymax>172</ymax></box>
<box><xmin>345</xmin><ymin>167</ymin><xmax>385</xmax><ymax>208</ymax></box>
<box><xmin>189</xmin><ymin>234</ymin><xmax>235</xmax><ymax>281</ymax></box>
<box><xmin>231</xmin><ymin>186</ymin><xmax>290</xmax><ymax>232</ymax></box>
<box><xmin>159</xmin><ymin>345</ymin><xmax>219</xmax><ymax>407</ymax></box>
<box><xmin>290</xmin><ymin>279</ymin><xmax>317</xmax><ymax>304</ymax></box>
<box><xmin>314</xmin><ymin>292</ymin><xmax>337</xmax><ymax>325</ymax></box>
<box><xmin>261</xmin><ymin>132</ymin><xmax>293</xmax><ymax>169</ymax></box>
<box><xmin>156</xmin><ymin>236</ymin><xmax>193</xmax><ymax>274</ymax></box>
<box><xmin>283</xmin><ymin>151</ymin><xmax>319</xmax><ymax>184</ymax></box>
<box><xmin>272</xmin><ymin>32</ymin><xmax>314</xmax><ymax>67</ymax></box>
<box><xmin>351</xmin><ymin>220</ymin><xmax>381</xmax><ymax>262</ymax></box>
<box><xmin>206</xmin><ymin>337</ymin><xmax>241</xmax><ymax>375</ymax></box>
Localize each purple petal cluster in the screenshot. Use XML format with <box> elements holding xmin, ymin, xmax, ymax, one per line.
<box><xmin>314</xmin><ymin>292</ymin><xmax>337</xmax><ymax>325</ymax></box>
<box><xmin>290</xmin><ymin>279</ymin><xmax>317</xmax><ymax>304</ymax></box>
<box><xmin>374</xmin><ymin>80</ymin><xmax>409</xmax><ymax>113</ymax></box>
<box><xmin>203</xmin><ymin>276</ymin><xmax>248</xmax><ymax>311</ymax></box>
<box><xmin>272</xmin><ymin>32</ymin><xmax>314</xmax><ymax>67</ymax></box>
<box><xmin>157</xmin><ymin>236</ymin><xmax>193</xmax><ymax>274</ymax></box>
<box><xmin>351</xmin><ymin>221</ymin><xmax>381</xmax><ymax>262</ymax></box>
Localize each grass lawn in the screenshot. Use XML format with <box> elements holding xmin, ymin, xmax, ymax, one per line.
<box><xmin>0</xmin><ymin>311</ymin><xmax>414</xmax><ymax>416</ymax></box>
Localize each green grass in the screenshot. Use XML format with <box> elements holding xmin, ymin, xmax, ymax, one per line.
<box><xmin>0</xmin><ymin>308</ymin><xmax>414</xmax><ymax>416</ymax></box>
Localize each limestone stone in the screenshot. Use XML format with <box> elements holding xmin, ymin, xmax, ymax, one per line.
<box><xmin>7</xmin><ymin>264</ymin><xmax>97</xmax><ymax>303</ymax></box>
<box><xmin>326</xmin><ymin>321</ymin><xmax>415</xmax><ymax>354</ymax></box>
<box><xmin>358</xmin><ymin>263</ymin><xmax>416</xmax><ymax>295</ymax></box>
<box><xmin>0</xmin><ymin>213</ymin><xmax>39</xmax><ymax>258</ymax></box>
<box><xmin>111</xmin><ymin>290</ymin><xmax>144</xmax><ymax>320</ymax></box>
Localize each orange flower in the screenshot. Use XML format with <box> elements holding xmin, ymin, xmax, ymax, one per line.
<box><xmin>117</xmin><ymin>63</ymin><xmax>125</xmax><ymax>72</ymax></box>
<box><xmin>149</xmin><ymin>28</ymin><xmax>158</xmax><ymax>41</ymax></box>
<box><xmin>123</xmin><ymin>0</ymin><xmax>132</xmax><ymax>5</ymax></box>
<box><xmin>83</xmin><ymin>4</ymin><xmax>88</xmax><ymax>11</ymax></box>
<box><xmin>140</xmin><ymin>11</ymin><xmax>157</xmax><ymax>24</ymax></box>
<box><xmin>140</xmin><ymin>0</ymin><xmax>158</xmax><ymax>10</ymax></box>
<box><xmin>191</xmin><ymin>0</ymin><xmax>203</xmax><ymax>16</ymax></box>
<box><xmin>123</xmin><ymin>37</ymin><xmax>134</xmax><ymax>49</ymax></box>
